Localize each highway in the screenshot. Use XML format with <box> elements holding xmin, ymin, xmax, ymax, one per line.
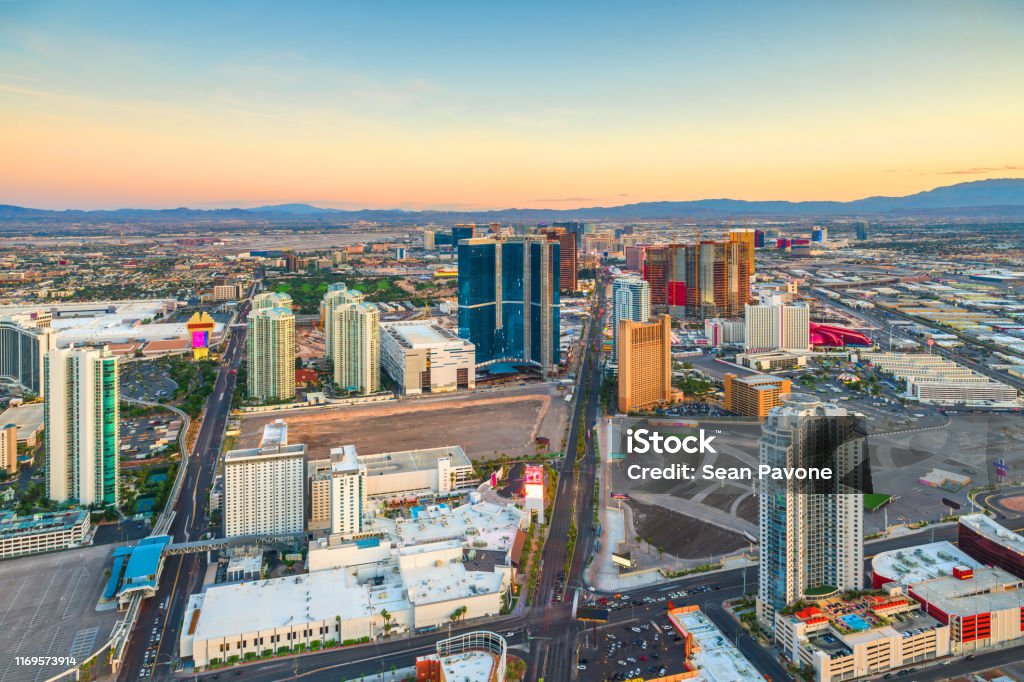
<box><xmin>121</xmin><ymin>302</ymin><xmax>249</xmax><ymax>682</ymax></box>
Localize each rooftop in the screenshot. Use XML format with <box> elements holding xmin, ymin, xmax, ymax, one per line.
<box><xmin>871</xmin><ymin>541</ymin><xmax>980</xmax><ymax>587</ymax></box>
<box><xmin>912</xmin><ymin>566</ymin><xmax>1024</xmax><ymax>616</ymax></box>
<box><xmin>0</xmin><ymin>402</ymin><xmax>45</xmax><ymax>440</ymax></box>
<box><xmin>358</xmin><ymin>445</ymin><xmax>471</xmax><ymax>477</ymax></box>
<box><xmin>401</xmin><ymin>562</ymin><xmax>505</xmax><ymax>606</ymax></box>
<box><xmin>668</xmin><ymin>606</ymin><xmax>762</xmax><ymax>681</ymax></box>
<box><xmin>381</xmin><ymin>320</ymin><xmax>467</xmax><ymax>349</ymax></box>
<box><xmin>192</xmin><ymin>567</ymin><xmax>410</xmax><ymax>642</ymax></box>
<box><xmin>259</xmin><ymin>419</ymin><xmax>288</xmax><ymax>448</ymax></box>
<box><xmin>438</xmin><ymin>651</ymin><xmax>497</xmax><ymax>681</ymax></box>
<box><xmin>224</xmin><ymin>442</ymin><xmax>306</xmax><ymax>464</ymax></box>
<box><xmin>0</xmin><ymin>509</ymin><xmax>89</xmax><ymax>539</ymax></box>
<box><xmin>330</xmin><ymin>444</ymin><xmax>361</xmax><ymax>474</ymax></box>
<box><xmin>960</xmin><ymin>513</ymin><xmax>1024</xmax><ymax>556</ymax></box>
<box><xmin>395</xmin><ymin>501</ymin><xmax>522</xmax><ymax>552</ymax></box>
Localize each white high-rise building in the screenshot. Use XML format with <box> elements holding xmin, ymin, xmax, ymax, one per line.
<box><xmin>327</xmin><ymin>445</ymin><xmax>366</xmax><ymax>537</ymax></box>
<box><xmin>321</xmin><ymin>283</ymin><xmax>360</xmax><ymax>362</ymax></box>
<box><xmin>612</xmin><ymin>277</ymin><xmax>650</xmax><ymax>360</ymax></box>
<box><xmin>332</xmin><ymin>301</ymin><xmax>380</xmax><ymax>394</ymax></box>
<box><xmin>44</xmin><ymin>345</ymin><xmax>120</xmax><ymax>507</ymax></box>
<box><xmin>247</xmin><ymin>306</ymin><xmax>296</xmax><ymax>402</ymax></box>
<box><xmin>223</xmin><ymin>442</ymin><xmax>306</xmax><ymax>538</ymax></box>
<box><xmin>757</xmin><ymin>394</ymin><xmax>866</xmax><ymax>629</ymax></box>
<box><xmin>744</xmin><ymin>302</ymin><xmax>810</xmax><ymax>353</ymax></box>
<box><xmin>251</xmin><ymin>291</ymin><xmax>293</xmax><ymax>312</ymax></box>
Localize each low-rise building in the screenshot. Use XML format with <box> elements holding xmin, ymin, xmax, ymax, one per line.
<box><xmin>0</xmin><ymin>399</ymin><xmax>44</xmax><ymax>446</ymax></box>
<box><xmin>775</xmin><ymin>590</ymin><xmax>949</xmax><ymax>682</ymax></box>
<box><xmin>415</xmin><ymin>631</ymin><xmax>507</xmax><ymax>682</ymax></box>
<box><xmin>957</xmin><ymin>513</ymin><xmax>1024</xmax><ymax>581</ymax></box>
<box><xmin>380</xmin><ymin>320</ymin><xmax>475</xmax><ymax>396</ymax></box>
<box><xmin>722</xmin><ymin>373</ymin><xmax>791</xmax><ymax>418</ymax></box>
<box><xmin>0</xmin><ymin>509</ymin><xmax>91</xmax><ymax>559</ymax></box>
<box><xmin>668</xmin><ymin>605</ymin><xmax>764</xmax><ymax>681</ymax></box>
<box><xmin>182</xmin><ymin>501</ymin><xmax>521</xmax><ymax>670</ymax></box>
<box><xmin>860</xmin><ymin>352</ymin><xmax>1019</xmax><ymax>406</ymax></box>
<box><xmin>736</xmin><ymin>350</ymin><xmax>809</xmax><ymax>371</ymax></box>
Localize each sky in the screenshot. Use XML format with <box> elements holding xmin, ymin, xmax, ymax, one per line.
<box><xmin>1</xmin><ymin>0</ymin><xmax>1023</xmax><ymax>211</ymax></box>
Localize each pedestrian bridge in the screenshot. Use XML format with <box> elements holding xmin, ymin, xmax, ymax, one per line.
<box><xmin>163</xmin><ymin>532</ymin><xmax>307</xmax><ymax>555</ymax></box>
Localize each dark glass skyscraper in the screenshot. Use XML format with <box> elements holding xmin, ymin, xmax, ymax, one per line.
<box><xmin>452</xmin><ymin>224</ymin><xmax>476</xmax><ymax>246</ymax></box>
<box><xmin>458</xmin><ymin>236</ymin><xmax>560</xmax><ymax>374</ymax></box>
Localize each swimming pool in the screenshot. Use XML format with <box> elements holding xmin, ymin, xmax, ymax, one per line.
<box><xmin>840</xmin><ymin>614</ymin><xmax>870</xmax><ymax>632</ymax></box>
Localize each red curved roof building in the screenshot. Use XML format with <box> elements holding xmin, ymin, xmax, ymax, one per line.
<box><xmin>809</xmin><ymin>322</ymin><xmax>871</xmax><ymax>348</ymax></box>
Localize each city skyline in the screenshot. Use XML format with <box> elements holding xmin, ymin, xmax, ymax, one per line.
<box><xmin>2</xmin><ymin>1</ymin><xmax>1023</xmax><ymax>210</ymax></box>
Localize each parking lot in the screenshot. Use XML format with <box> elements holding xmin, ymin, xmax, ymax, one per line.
<box><xmin>121</xmin><ymin>361</ymin><xmax>177</xmax><ymax>402</ymax></box>
<box><xmin>0</xmin><ymin>544</ymin><xmax>123</xmax><ymax>682</ymax></box>
<box><xmin>120</xmin><ymin>415</ymin><xmax>183</xmax><ymax>462</ymax></box>
<box><xmin>578</xmin><ymin>589</ymin><xmax>712</xmax><ymax>680</ymax></box>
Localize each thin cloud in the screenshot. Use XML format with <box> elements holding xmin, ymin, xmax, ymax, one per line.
<box><xmin>938</xmin><ymin>165</ymin><xmax>1024</xmax><ymax>175</ymax></box>
<box><xmin>528</xmin><ymin>197</ymin><xmax>595</xmax><ymax>204</ymax></box>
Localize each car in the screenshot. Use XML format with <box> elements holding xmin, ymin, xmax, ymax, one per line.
<box><xmin>966</xmin><ymin>654</ymin><xmax>976</xmax><ymax>660</ymax></box>
<box><xmin>577</xmin><ymin>663</ymin><xmax>587</xmax><ymax>670</ymax></box>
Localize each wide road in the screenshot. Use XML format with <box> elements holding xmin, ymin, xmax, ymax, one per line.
<box><xmin>121</xmin><ymin>301</ymin><xmax>249</xmax><ymax>682</ymax></box>
<box><xmin>529</xmin><ymin>271</ymin><xmax>607</xmax><ymax>681</ymax></box>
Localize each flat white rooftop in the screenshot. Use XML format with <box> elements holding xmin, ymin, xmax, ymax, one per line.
<box><xmin>872</xmin><ymin>541</ymin><xmax>979</xmax><ymax>587</ymax></box>
<box><xmin>224</xmin><ymin>443</ymin><xmax>306</xmax><ymax>463</ymax></box>
<box><xmin>396</xmin><ymin>502</ymin><xmax>522</xmax><ymax>552</ymax></box>
<box><xmin>192</xmin><ymin>568</ymin><xmax>409</xmax><ymax>642</ymax></box>
<box><xmin>439</xmin><ymin>651</ymin><xmax>497</xmax><ymax>681</ymax></box>
<box><xmin>385</xmin><ymin>322</ymin><xmax>455</xmax><ymax>347</ymax></box>
<box><xmin>0</xmin><ymin>402</ymin><xmax>44</xmax><ymax>440</ymax></box>
<box><xmin>913</xmin><ymin>566</ymin><xmax>1024</xmax><ymax>617</ymax></box>
<box><xmin>669</xmin><ymin>608</ymin><xmax>763</xmax><ymax>681</ymax></box>
<box><xmin>330</xmin><ymin>444</ymin><xmax>361</xmax><ymax>474</ymax></box>
<box><xmin>359</xmin><ymin>445</ymin><xmax>471</xmax><ymax>476</ymax></box>
<box><xmin>259</xmin><ymin>420</ymin><xmax>288</xmax><ymax>448</ymax></box>
<box><xmin>961</xmin><ymin>513</ymin><xmax>1024</xmax><ymax>556</ymax></box>
<box><xmin>402</xmin><ymin>562</ymin><xmax>504</xmax><ymax>606</ymax></box>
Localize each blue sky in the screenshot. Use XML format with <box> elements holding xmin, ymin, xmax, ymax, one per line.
<box><xmin>1</xmin><ymin>1</ymin><xmax>1022</xmax><ymax>209</ymax></box>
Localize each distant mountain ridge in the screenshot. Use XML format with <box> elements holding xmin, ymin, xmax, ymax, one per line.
<box><xmin>3</xmin><ymin>178</ymin><xmax>1024</xmax><ymax>224</ymax></box>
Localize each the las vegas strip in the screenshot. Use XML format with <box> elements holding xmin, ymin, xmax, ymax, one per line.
<box><xmin>2</xmin><ymin>3</ymin><xmax>1024</xmax><ymax>682</ymax></box>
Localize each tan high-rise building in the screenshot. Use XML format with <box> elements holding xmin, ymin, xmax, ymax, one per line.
<box><xmin>617</xmin><ymin>315</ymin><xmax>672</xmax><ymax>413</ymax></box>
<box><xmin>723</xmin><ymin>373</ymin><xmax>792</xmax><ymax>418</ymax></box>
<box><xmin>247</xmin><ymin>306</ymin><xmax>296</xmax><ymax>402</ymax></box>
<box><xmin>0</xmin><ymin>423</ymin><xmax>17</xmax><ymax>475</ymax></box>
<box><xmin>538</xmin><ymin>227</ymin><xmax>579</xmax><ymax>292</ymax></box>
<box><xmin>729</xmin><ymin>228</ymin><xmax>758</xmax><ymax>276</ymax></box>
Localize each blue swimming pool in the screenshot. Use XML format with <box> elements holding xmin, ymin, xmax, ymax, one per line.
<box><xmin>840</xmin><ymin>614</ymin><xmax>870</xmax><ymax>632</ymax></box>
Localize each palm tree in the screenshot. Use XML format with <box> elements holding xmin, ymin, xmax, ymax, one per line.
<box><xmin>381</xmin><ymin>608</ymin><xmax>394</xmax><ymax>636</ymax></box>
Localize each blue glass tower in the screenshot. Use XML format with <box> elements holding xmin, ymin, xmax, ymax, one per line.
<box><xmin>458</xmin><ymin>236</ymin><xmax>560</xmax><ymax>374</ymax></box>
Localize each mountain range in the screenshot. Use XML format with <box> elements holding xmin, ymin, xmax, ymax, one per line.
<box><xmin>2</xmin><ymin>178</ymin><xmax>1024</xmax><ymax>224</ymax></box>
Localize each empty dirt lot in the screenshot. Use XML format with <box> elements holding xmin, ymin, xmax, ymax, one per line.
<box><xmin>238</xmin><ymin>386</ymin><xmax>569</xmax><ymax>461</ymax></box>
